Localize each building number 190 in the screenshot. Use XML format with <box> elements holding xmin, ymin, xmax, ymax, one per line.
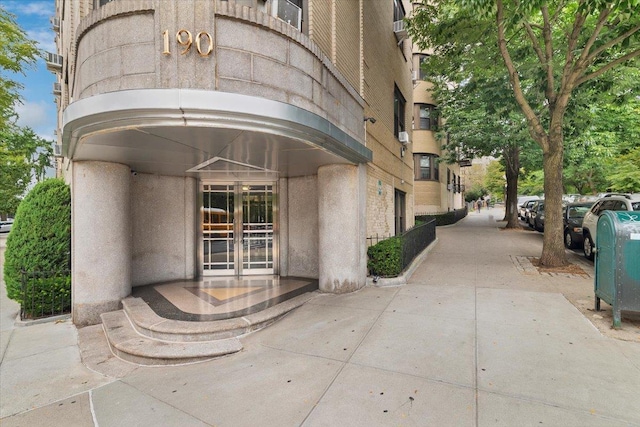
<box><xmin>162</xmin><ymin>29</ymin><xmax>213</xmax><ymax>57</ymax></box>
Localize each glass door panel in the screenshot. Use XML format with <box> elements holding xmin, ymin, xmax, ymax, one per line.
<box><xmin>202</xmin><ymin>184</ymin><xmax>235</xmax><ymax>275</ymax></box>
<box><xmin>202</xmin><ymin>183</ymin><xmax>275</xmax><ymax>276</ymax></box>
<box><xmin>242</xmin><ymin>185</ymin><xmax>274</xmax><ymax>274</ymax></box>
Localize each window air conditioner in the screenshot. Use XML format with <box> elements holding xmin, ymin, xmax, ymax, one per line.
<box><xmin>398</xmin><ymin>131</ymin><xmax>409</xmax><ymax>144</ymax></box>
<box><xmin>412</xmin><ymin>70</ymin><xmax>419</xmax><ymax>84</ymax></box>
<box><xmin>45</xmin><ymin>52</ymin><xmax>63</xmax><ymax>72</ymax></box>
<box><xmin>53</xmin><ymin>144</ymin><xmax>63</xmax><ymax>157</ymax></box>
<box><xmin>393</xmin><ymin>20</ymin><xmax>408</xmax><ymax>42</ymax></box>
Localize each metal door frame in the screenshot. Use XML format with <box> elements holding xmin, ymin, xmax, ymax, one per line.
<box><xmin>200</xmin><ymin>181</ymin><xmax>278</xmax><ymax>277</ymax></box>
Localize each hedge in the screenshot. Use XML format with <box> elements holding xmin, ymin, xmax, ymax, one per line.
<box><xmin>4</xmin><ymin>179</ymin><xmax>71</xmax><ymax>315</ymax></box>
<box><xmin>367</xmin><ymin>236</ymin><xmax>402</xmax><ymax>277</ymax></box>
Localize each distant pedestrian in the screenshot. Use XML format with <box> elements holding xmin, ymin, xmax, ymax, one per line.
<box><xmin>476</xmin><ymin>199</ymin><xmax>481</xmax><ymax>213</ymax></box>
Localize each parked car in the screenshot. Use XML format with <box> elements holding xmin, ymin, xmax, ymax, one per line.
<box><xmin>563</xmin><ymin>202</ymin><xmax>594</xmax><ymax>249</ymax></box>
<box><xmin>517</xmin><ymin>196</ymin><xmax>540</xmax><ymax>219</ymax></box>
<box><xmin>0</xmin><ymin>220</ymin><xmax>13</xmax><ymax>233</ymax></box>
<box><xmin>581</xmin><ymin>193</ymin><xmax>640</xmax><ymax>260</ymax></box>
<box><xmin>528</xmin><ymin>200</ymin><xmax>545</xmax><ymax>231</ymax></box>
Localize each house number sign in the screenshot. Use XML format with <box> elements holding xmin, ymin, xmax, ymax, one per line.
<box><xmin>162</xmin><ymin>29</ymin><xmax>213</xmax><ymax>57</ymax></box>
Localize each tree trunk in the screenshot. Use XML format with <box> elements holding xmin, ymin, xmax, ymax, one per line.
<box><xmin>539</xmin><ymin>140</ymin><xmax>568</xmax><ymax>267</ymax></box>
<box><xmin>502</xmin><ymin>144</ymin><xmax>520</xmax><ymax>228</ymax></box>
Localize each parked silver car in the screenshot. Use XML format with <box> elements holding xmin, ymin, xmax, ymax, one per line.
<box><xmin>0</xmin><ymin>220</ymin><xmax>13</xmax><ymax>233</ymax></box>
<box><xmin>581</xmin><ymin>193</ymin><xmax>640</xmax><ymax>260</ymax></box>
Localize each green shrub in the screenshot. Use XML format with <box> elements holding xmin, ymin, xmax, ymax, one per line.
<box><xmin>4</xmin><ymin>179</ymin><xmax>71</xmax><ymax>311</ymax></box>
<box><xmin>367</xmin><ymin>236</ymin><xmax>402</xmax><ymax>277</ymax></box>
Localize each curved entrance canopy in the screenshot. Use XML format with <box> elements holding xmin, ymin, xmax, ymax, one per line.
<box><xmin>62</xmin><ymin>89</ymin><xmax>372</xmax><ymax>180</ymax></box>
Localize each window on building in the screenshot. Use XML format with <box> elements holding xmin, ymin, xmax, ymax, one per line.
<box><xmin>413</xmin><ymin>54</ymin><xmax>429</xmax><ymax>80</ymax></box>
<box><xmin>394</xmin><ymin>85</ymin><xmax>406</xmax><ymax>138</ymax></box>
<box><xmin>414</xmin><ymin>153</ymin><xmax>439</xmax><ymax>181</ymax></box>
<box><xmin>98</xmin><ymin>0</ymin><xmax>115</xmax><ymax>6</ymax></box>
<box><xmin>274</xmin><ymin>0</ymin><xmax>303</xmax><ymax>31</ymax></box>
<box><xmin>414</xmin><ymin>104</ymin><xmax>437</xmax><ymax>130</ymax></box>
<box><xmin>393</xmin><ymin>0</ymin><xmax>406</xmax><ymax>22</ymax></box>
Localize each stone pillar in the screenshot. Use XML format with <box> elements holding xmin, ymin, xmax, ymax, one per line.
<box><xmin>318</xmin><ymin>164</ymin><xmax>367</xmax><ymax>293</ymax></box>
<box><xmin>72</xmin><ymin>161</ymin><xmax>131</xmax><ymax>326</ymax></box>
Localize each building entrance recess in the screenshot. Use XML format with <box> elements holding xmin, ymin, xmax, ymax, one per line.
<box><xmin>202</xmin><ymin>183</ymin><xmax>275</xmax><ymax>276</ymax></box>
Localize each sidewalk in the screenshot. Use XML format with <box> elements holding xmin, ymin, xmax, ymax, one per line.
<box><xmin>1</xmin><ymin>208</ymin><xmax>639</xmax><ymax>426</ymax></box>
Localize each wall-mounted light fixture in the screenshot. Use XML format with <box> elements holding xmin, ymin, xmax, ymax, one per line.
<box><xmin>363</xmin><ymin>117</ymin><xmax>377</xmax><ymax>124</ymax></box>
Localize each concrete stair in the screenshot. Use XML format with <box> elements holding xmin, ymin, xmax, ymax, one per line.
<box><xmin>100</xmin><ymin>293</ymin><xmax>315</xmax><ymax>365</ymax></box>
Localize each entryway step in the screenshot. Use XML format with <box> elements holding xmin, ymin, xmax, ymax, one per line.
<box><xmin>123</xmin><ymin>292</ymin><xmax>315</xmax><ymax>342</ymax></box>
<box><xmin>100</xmin><ymin>310</ymin><xmax>242</xmax><ymax>366</ymax></box>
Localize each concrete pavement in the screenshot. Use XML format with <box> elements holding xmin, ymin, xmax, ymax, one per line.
<box><xmin>1</xmin><ymin>208</ymin><xmax>640</xmax><ymax>426</ymax></box>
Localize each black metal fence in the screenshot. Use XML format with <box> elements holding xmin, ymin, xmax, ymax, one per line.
<box><xmin>20</xmin><ymin>270</ymin><xmax>71</xmax><ymax>320</ymax></box>
<box><xmin>366</xmin><ymin>219</ymin><xmax>437</xmax><ymax>277</ymax></box>
<box><xmin>366</xmin><ymin>233</ymin><xmax>392</xmax><ymax>247</ymax></box>
<box><xmin>415</xmin><ymin>206</ymin><xmax>468</xmax><ymax>227</ymax></box>
<box><xmin>400</xmin><ymin>219</ymin><xmax>436</xmax><ymax>271</ymax></box>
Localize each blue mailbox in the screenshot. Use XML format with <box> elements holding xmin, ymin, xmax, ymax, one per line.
<box><xmin>594</xmin><ymin>210</ymin><xmax>640</xmax><ymax>328</ymax></box>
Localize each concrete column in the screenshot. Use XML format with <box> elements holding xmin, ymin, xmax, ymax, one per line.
<box><xmin>72</xmin><ymin>161</ymin><xmax>131</xmax><ymax>326</ymax></box>
<box><xmin>318</xmin><ymin>164</ymin><xmax>367</xmax><ymax>293</ymax></box>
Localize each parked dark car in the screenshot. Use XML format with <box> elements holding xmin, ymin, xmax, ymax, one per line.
<box><xmin>563</xmin><ymin>202</ymin><xmax>594</xmax><ymax>248</ymax></box>
<box><xmin>528</xmin><ymin>200</ymin><xmax>545</xmax><ymax>231</ymax></box>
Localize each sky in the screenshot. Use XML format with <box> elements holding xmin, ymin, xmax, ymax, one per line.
<box><xmin>2</xmin><ymin>0</ymin><xmax>57</xmax><ymax>141</ymax></box>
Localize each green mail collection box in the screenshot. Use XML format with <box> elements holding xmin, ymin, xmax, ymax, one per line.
<box><xmin>594</xmin><ymin>210</ymin><xmax>640</xmax><ymax>328</ymax></box>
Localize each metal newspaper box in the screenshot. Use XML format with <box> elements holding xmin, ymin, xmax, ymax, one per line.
<box><xmin>594</xmin><ymin>210</ymin><xmax>640</xmax><ymax>328</ymax></box>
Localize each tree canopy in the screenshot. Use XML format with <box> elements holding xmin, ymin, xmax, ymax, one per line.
<box><xmin>408</xmin><ymin>0</ymin><xmax>640</xmax><ymax>267</ymax></box>
<box><xmin>0</xmin><ymin>6</ymin><xmax>51</xmax><ymax>219</ymax></box>
<box><xmin>0</xmin><ymin>5</ymin><xmax>39</xmax><ymax>128</ymax></box>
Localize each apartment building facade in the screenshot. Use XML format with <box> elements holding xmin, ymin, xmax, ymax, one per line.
<box><xmin>50</xmin><ymin>0</ymin><xmax>415</xmax><ymax>325</ymax></box>
<box><xmin>411</xmin><ymin>48</ymin><xmax>464</xmax><ymax>214</ymax></box>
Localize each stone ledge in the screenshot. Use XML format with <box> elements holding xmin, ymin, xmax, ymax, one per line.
<box><xmin>101</xmin><ymin>310</ymin><xmax>243</xmax><ymax>366</ymax></box>
<box><xmin>123</xmin><ymin>292</ymin><xmax>317</xmax><ymax>342</ymax></box>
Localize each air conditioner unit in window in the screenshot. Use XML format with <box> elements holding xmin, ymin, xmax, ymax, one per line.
<box><xmin>53</xmin><ymin>82</ymin><xmax>61</xmax><ymax>95</ymax></box>
<box><xmin>393</xmin><ymin>20</ymin><xmax>408</xmax><ymax>42</ymax></box>
<box><xmin>412</xmin><ymin>70</ymin><xmax>419</xmax><ymax>85</ymax></box>
<box><xmin>53</xmin><ymin>144</ymin><xmax>63</xmax><ymax>157</ymax></box>
<box><xmin>398</xmin><ymin>131</ymin><xmax>409</xmax><ymax>144</ymax></box>
<box><xmin>44</xmin><ymin>52</ymin><xmax>63</xmax><ymax>72</ymax></box>
<box><xmin>50</xmin><ymin>17</ymin><xmax>60</xmax><ymax>31</ymax></box>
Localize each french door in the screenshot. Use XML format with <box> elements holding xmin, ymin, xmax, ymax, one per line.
<box><xmin>202</xmin><ymin>183</ymin><xmax>275</xmax><ymax>276</ymax></box>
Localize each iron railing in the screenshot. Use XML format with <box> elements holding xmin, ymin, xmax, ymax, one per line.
<box><xmin>416</xmin><ymin>206</ymin><xmax>468</xmax><ymax>226</ymax></box>
<box><xmin>20</xmin><ymin>270</ymin><xmax>71</xmax><ymax>320</ymax></box>
<box><xmin>367</xmin><ymin>219</ymin><xmax>436</xmax><ymax>276</ymax></box>
<box><xmin>400</xmin><ymin>219</ymin><xmax>436</xmax><ymax>271</ymax></box>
